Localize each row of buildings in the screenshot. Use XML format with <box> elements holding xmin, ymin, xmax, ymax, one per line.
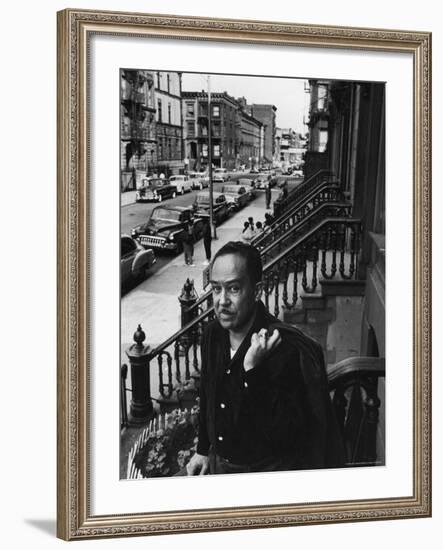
<box><xmin>120</xmin><ymin>69</ymin><xmax>281</xmax><ymax>190</ymax></box>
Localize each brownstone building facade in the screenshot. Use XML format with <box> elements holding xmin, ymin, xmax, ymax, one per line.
<box><xmin>182</xmin><ymin>91</ymin><xmax>240</xmax><ymax>171</ymax></box>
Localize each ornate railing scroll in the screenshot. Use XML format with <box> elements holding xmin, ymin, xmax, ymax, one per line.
<box><xmin>328</xmin><ymin>357</ymin><xmax>385</xmax><ymax>466</ymax></box>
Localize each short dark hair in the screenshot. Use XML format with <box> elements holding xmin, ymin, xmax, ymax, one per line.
<box><xmin>211</xmin><ymin>241</ymin><xmax>263</xmax><ymax>286</ymax></box>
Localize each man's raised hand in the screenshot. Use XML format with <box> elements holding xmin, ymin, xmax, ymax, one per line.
<box><xmin>243</xmin><ymin>328</ymin><xmax>282</xmax><ymax>372</ymax></box>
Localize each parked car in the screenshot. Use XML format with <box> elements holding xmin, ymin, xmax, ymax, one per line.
<box><xmin>254</xmin><ymin>174</ymin><xmax>269</xmax><ymax>189</ymax></box>
<box><xmin>131</xmin><ymin>205</ymin><xmax>203</xmax><ymax>253</ymax></box>
<box><xmin>136</xmin><ymin>177</ymin><xmax>177</xmax><ymax>202</ymax></box>
<box><xmin>222</xmin><ymin>184</ymin><xmax>250</xmax><ymax>211</ymax></box>
<box><xmin>292</xmin><ymin>169</ymin><xmax>304</xmax><ymax>178</ymax></box>
<box><xmin>168</xmin><ymin>175</ymin><xmax>192</xmax><ymax>194</ymax></box>
<box><xmin>254</xmin><ymin>173</ymin><xmax>278</xmax><ymax>189</ymax></box>
<box><xmin>212</xmin><ymin>168</ymin><xmax>229</xmax><ymax>183</ymax></box>
<box><xmin>237</xmin><ymin>178</ymin><xmax>256</xmax><ymax>199</ymax></box>
<box><xmin>189</xmin><ymin>171</ymin><xmax>209</xmax><ymax>190</ymax></box>
<box><xmin>121</xmin><ymin>235</ymin><xmax>156</xmax><ymax>285</ymax></box>
<box><xmin>193</xmin><ymin>191</ymin><xmax>230</xmax><ymax>225</ymax></box>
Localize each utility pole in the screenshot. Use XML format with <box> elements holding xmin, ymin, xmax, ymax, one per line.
<box><xmin>207</xmin><ymin>75</ymin><xmax>217</xmax><ymax>239</ymax></box>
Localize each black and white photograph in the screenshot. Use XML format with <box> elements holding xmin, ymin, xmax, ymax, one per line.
<box><xmin>119</xmin><ymin>70</ymin><xmax>386</xmax><ymax>480</ymax></box>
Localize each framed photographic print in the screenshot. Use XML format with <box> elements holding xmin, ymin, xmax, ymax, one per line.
<box><xmin>57</xmin><ymin>8</ymin><xmax>431</xmax><ymax>540</ymax></box>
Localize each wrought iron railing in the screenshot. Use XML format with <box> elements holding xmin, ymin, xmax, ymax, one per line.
<box><xmin>328</xmin><ymin>356</ymin><xmax>385</xmax><ymax>466</ymax></box>
<box><xmin>145</xmin><ymin>217</ymin><xmax>361</xmax><ymax>400</ymax></box>
<box><xmin>273</xmin><ymin>169</ymin><xmax>335</xmax><ymax>217</ymax></box>
<box><xmin>261</xmin><ymin>217</ymin><xmax>361</xmax><ymax>317</ymax></box>
<box><xmin>253</xmin><ymin>183</ymin><xmax>345</xmax><ymax>251</ymax></box>
<box><xmin>259</xmin><ymin>202</ymin><xmax>352</xmax><ymax>263</ymax></box>
<box><xmin>150</xmin><ymin>306</ymin><xmax>216</xmax><ymax>399</ymax></box>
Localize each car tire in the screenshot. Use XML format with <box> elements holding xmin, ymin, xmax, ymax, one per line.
<box><xmin>172</xmin><ymin>191</ymin><xmax>176</xmax><ymax>199</ymax></box>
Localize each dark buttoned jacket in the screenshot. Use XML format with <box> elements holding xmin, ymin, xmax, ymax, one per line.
<box><xmin>196</xmin><ymin>301</ymin><xmax>345</xmax><ymax>471</ymax></box>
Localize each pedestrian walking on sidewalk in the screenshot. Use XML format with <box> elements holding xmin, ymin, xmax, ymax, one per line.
<box><xmin>202</xmin><ymin>218</ymin><xmax>212</xmax><ymax>265</ymax></box>
<box><xmin>182</xmin><ymin>221</ymin><xmax>195</xmax><ymax>266</ymax></box>
<box><xmin>265</xmin><ymin>181</ymin><xmax>271</xmax><ymax>209</ymax></box>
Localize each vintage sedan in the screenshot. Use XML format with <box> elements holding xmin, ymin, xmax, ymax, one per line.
<box><xmin>212</xmin><ymin>168</ymin><xmax>229</xmax><ymax>183</ymax></box>
<box><xmin>168</xmin><ymin>175</ymin><xmax>192</xmax><ymax>194</ymax></box>
<box><xmin>237</xmin><ymin>178</ymin><xmax>256</xmax><ymax>199</ymax></box>
<box><xmin>135</xmin><ymin>178</ymin><xmax>177</xmax><ymax>203</ymax></box>
<box><xmin>221</xmin><ymin>184</ymin><xmax>250</xmax><ymax>211</ymax></box>
<box><xmin>193</xmin><ymin>191</ymin><xmax>230</xmax><ymax>225</ymax></box>
<box><xmin>121</xmin><ymin>235</ymin><xmax>156</xmax><ymax>285</ymax></box>
<box><xmin>189</xmin><ymin>171</ymin><xmax>209</xmax><ymax>190</ymax></box>
<box><xmin>131</xmin><ymin>205</ymin><xmax>203</xmax><ymax>253</ymax></box>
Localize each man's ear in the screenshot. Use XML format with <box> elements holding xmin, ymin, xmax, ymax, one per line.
<box><xmin>254</xmin><ymin>282</ymin><xmax>263</xmax><ymax>301</ymax></box>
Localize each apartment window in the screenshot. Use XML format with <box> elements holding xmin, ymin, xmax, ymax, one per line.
<box><xmin>186</xmin><ymin>102</ymin><xmax>195</xmax><ymax>117</ymax></box>
<box><xmin>168</xmin><ymin>103</ymin><xmax>171</xmax><ymax>124</ymax></box>
<box><xmin>212</xmin><ymin>105</ymin><xmax>220</xmax><ymax>117</ymax></box>
<box><xmin>157</xmin><ymin>99</ymin><xmax>162</xmax><ymax>123</ymax></box>
<box><xmin>317</xmin><ymin>85</ymin><xmax>328</xmax><ymax>111</ymax></box>
<box><xmin>167</xmin><ymin>74</ymin><xmax>170</xmax><ymax>93</ymax></box>
<box><xmin>202</xmin><ymin>144</ymin><xmax>208</xmax><ymax>157</ymax></box>
<box><xmin>157</xmin><ymin>72</ymin><xmax>161</xmax><ymax>89</ymax></box>
<box><xmin>319</xmin><ymin>130</ymin><xmax>328</xmax><ymax>153</ymax></box>
<box><xmin>213</xmin><ymin>144</ymin><xmax>220</xmax><ymax>157</ymax></box>
<box><xmin>187</xmin><ymin>121</ymin><xmax>195</xmax><ymax>137</ymax></box>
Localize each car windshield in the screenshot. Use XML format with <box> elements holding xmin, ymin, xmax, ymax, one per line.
<box><xmin>169</xmin><ymin>176</ymin><xmax>184</xmax><ymax>182</ymax></box>
<box><xmin>151</xmin><ymin>209</ymin><xmax>181</xmax><ymax>222</ymax></box>
<box><xmin>196</xmin><ymin>194</ymin><xmax>210</xmax><ymax>204</ymax></box>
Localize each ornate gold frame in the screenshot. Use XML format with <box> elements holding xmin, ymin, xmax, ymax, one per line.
<box><xmin>57</xmin><ymin>8</ymin><xmax>431</xmax><ymax>540</ymax></box>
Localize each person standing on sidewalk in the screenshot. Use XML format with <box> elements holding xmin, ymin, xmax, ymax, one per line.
<box><xmin>202</xmin><ymin>217</ymin><xmax>212</xmax><ymax>265</ymax></box>
<box><xmin>265</xmin><ymin>181</ymin><xmax>272</xmax><ymax>209</ymax></box>
<box><xmin>182</xmin><ymin>221</ymin><xmax>195</xmax><ymax>266</ymax></box>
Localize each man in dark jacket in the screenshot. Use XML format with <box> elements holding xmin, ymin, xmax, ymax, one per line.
<box><xmin>187</xmin><ymin>241</ymin><xmax>344</xmax><ymax>475</ymax></box>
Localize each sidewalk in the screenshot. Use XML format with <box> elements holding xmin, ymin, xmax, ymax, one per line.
<box><xmin>121</xmin><ymin>190</ymin><xmax>137</xmax><ymax>207</ymax></box>
<box><xmin>121</xmin><ymin>190</ymin><xmax>278</xmax><ymax>365</ymax></box>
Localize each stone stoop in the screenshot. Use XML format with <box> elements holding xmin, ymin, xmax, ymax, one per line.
<box><xmin>283</xmin><ymin>291</ymin><xmax>334</xmax><ymax>358</ymax></box>
<box><xmin>283</xmin><ymin>279</ymin><xmax>366</xmax><ymax>369</ymax></box>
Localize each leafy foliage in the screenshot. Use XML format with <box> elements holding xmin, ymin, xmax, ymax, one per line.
<box><xmin>133</xmin><ymin>402</ymin><xmax>200</xmax><ymax>477</ymax></box>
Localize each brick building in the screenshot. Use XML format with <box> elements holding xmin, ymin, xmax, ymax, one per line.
<box><xmin>250</xmin><ymin>103</ymin><xmax>277</xmax><ymax>165</ymax></box>
<box><xmin>182</xmin><ymin>91</ymin><xmax>239</xmax><ymax>171</ymax></box>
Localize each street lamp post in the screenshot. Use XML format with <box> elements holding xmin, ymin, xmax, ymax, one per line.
<box><xmin>207</xmin><ymin>76</ymin><xmax>217</xmax><ymax>239</ymax></box>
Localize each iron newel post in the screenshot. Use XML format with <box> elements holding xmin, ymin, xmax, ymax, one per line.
<box><xmin>126</xmin><ymin>324</ymin><xmax>153</xmax><ymax>423</ymax></box>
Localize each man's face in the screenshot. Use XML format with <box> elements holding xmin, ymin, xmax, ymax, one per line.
<box><xmin>210</xmin><ymin>253</ymin><xmax>258</xmax><ymax>333</ymax></box>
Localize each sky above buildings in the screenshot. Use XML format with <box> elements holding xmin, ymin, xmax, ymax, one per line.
<box><xmin>181</xmin><ymin>72</ymin><xmax>309</xmax><ymax>135</ymax></box>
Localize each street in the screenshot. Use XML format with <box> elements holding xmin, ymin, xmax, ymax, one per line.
<box><xmin>120</xmin><ymin>173</ymin><xmax>301</xmax><ymax>297</ymax></box>
<box><xmin>120</xmin><ymin>172</ymin><xmax>298</xmax><ymax>292</ymax></box>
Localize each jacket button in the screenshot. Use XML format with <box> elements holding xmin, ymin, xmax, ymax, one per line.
<box><xmin>220</xmin><ymin>403</ymin><xmax>226</xmax><ymax>409</ymax></box>
<box><xmin>244</xmin><ymin>381</ymin><xmax>248</xmax><ymax>388</ymax></box>
<box><xmin>226</xmin><ymin>369</ymin><xmax>231</xmax><ymax>374</ymax></box>
<box><xmin>218</xmin><ymin>435</ymin><xmax>224</xmax><ymax>441</ymax></box>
